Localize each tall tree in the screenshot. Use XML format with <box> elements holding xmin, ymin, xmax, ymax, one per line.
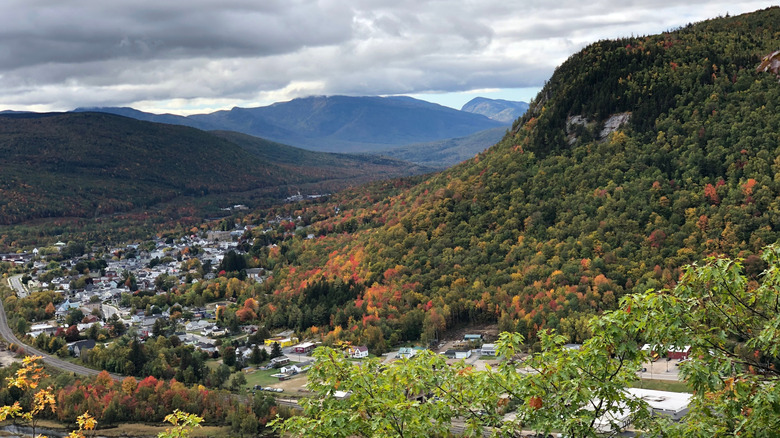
<box><xmin>249</xmin><ymin>345</ymin><xmax>263</xmax><ymax>365</ymax></box>
<box><xmin>270</xmin><ymin>342</ymin><xmax>282</xmax><ymax>359</ymax></box>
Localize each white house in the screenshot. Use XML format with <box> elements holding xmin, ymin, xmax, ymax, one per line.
<box><xmin>270</xmin><ymin>356</ymin><xmax>290</xmax><ymax>368</ymax></box>
<box><xmin>280</xmin><ymin>364</ymin><xmax>302</xmax><ymax>375</ymax></box>
<box><xmin>185</xmin><ymin>320</ymin><xmax>211</xmax><ymax>332</ymax></box>
<box><xmin>455</xmin><ymin>350</ymin><xmax>472</xmax><ymax>360</ymax></box>
<box><xmin>348</xmin><ymin>346</ymin><xmax>369</xmax><ymax>359</ymax></box>
<box><xmin>398</xmin><ymin>347</ymin><xmax>416</xmax><ymax>359</ymax></box>
<box><xmin>210</xmin><ymin>328</ymin><xmax>227</xmax><ymax>337</ymax></box>
<box><xmin>27</xmin><ymin>323</ymin><xmax>59</xmax><ymax>338</ymax></box>
<box><xmin>480</xmin><ymin>344</ymin><xmax>497</xmax><ymax>356</ymax></box>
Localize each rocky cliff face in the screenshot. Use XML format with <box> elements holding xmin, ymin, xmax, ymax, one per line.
<box><xmin>757</xmin><ymin>50</ymin><xmax>780</xmax><ymax>76</ymax></box>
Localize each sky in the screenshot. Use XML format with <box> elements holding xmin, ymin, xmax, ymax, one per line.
<box><xmin>0</xmin><ymin>1</ymin><xmax>776</xmax><ymax>115</ymax></box>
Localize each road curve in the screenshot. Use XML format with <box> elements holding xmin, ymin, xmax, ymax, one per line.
<box><xmin>0</xmin><ymin>294</ymin><xmax>124</xmax><ymax>381</ymax></box>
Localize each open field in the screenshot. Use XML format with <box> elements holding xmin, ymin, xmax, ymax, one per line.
<box><xmin>629</xmin><ymin>378</ymin><xmax>691</xmax><ymax>393</ymax></box>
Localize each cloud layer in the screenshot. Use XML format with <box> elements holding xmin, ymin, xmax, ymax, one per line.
<box><xmin>0</xmin><ymin>0</ymin><xmax>775</xmax><ymax>113</ymax></box>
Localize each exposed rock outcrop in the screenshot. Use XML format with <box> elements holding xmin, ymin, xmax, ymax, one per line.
<box><xmin>757</xmin><ymin>50</ymin><xmax>780</xmax><ymax>77</ymax></box>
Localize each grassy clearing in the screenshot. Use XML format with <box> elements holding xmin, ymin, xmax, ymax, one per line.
<box><xmin>479</xmin><ymin>355</ymin><xmax>501</xmax><ymax>361</ymax></box>
<box><xmin>204</xmin><ymin>358</ymin><xmax>221</xmax><ymax>371</ymax></box>
<box><xmin>243</xmin><ymin>368</ymin><xmax>282</xmax><ymax>388</ymax></box>
<box><xmin>629</xmin><ymin>378</ymin><xmax>692</xmax><ymax>393</ymax></box>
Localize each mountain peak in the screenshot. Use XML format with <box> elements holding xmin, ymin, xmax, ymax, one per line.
<box><xmin>461</xmin><ymin>97</ymin><xmax>529</xmax><ymax>123</ymax></box>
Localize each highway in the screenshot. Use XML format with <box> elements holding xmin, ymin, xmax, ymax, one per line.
<box><xmin>0</xmin><ymin>291</ymin><xmax>124</xmax><ymax>381</ymax></box>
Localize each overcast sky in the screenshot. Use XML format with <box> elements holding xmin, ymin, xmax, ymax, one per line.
<box><xmin>0</xmin><ymin>1</ymin><xmax>775</xmax><ymax>114</ymax></box>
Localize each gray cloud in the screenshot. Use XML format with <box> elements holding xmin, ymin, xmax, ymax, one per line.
<box><xmin>0</xmin><ymin>0</ymin><xmax>775</xmax><ymax>113</ymax></box>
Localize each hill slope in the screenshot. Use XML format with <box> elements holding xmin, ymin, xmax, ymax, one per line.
<box><xmin>376</xmin><ymin>127</ymin><xmax>507</xmax><ymax>169</ymax></box>
<box><xmin>0</xmin><ymin>113</ymin><xmax>428</xmax><ymax>226</ymax></box>
<box><xmin>77</xmin><ymin>95</ymin><xmax>507</xmax><ymax>154</ymax></box>
<box><xmin>72</xmin><ymin>106</ymin><xmax>197</xmax><ymax>127</ymax></box>
<box><xmin>211</xmin><ymin>130</ymin><xmax>432</xmax><ymax>180</ymax></box>
<box><xmin>243</xmin><ymin>7</ymin><xmax>780</xmax><ymax>345</ymax></box>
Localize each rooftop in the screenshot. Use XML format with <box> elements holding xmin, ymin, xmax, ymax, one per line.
<box><xmin>627</xmin><ymin>388</ymin><xmax>692</xmax><ymax>413</ymax></box>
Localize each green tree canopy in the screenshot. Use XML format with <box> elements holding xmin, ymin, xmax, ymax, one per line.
<box><xmin>274</xmin><ymin>245</ymin><xmax>780</xmax><ymax>437</ymax></box>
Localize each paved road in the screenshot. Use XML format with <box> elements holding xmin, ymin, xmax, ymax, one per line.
<box><xmin>7</xmin><ymin>274</ymin><xmax>27</xmax><ymax>297</ymax></box>
<box><xmin>101</xmin><ymin>303</ymin><xmax>121</xmax><ymax>320</ymax></box>
<box><xmin>0</xmin><ymin>295</ymin><xmax>124</xmax><ymax>381</ymax></box>
<box><xmin>636</xmin><ymin>359</ymin><xmax>683</xmax><ymax>381</ymax></box>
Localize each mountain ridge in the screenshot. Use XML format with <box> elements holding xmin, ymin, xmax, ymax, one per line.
<box><xmin>73</xmin><ymin>95</ymin><xmax>508</xmax><ymax>154</ymax></box>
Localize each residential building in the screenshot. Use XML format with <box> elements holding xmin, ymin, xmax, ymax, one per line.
<box><xmin>480</xmin><ymin>344</ymin><xmax>497</xmax><ymax>356</ymax></box>
<box><xmin>347</xmin><ymin>345</ymin><xmax>369</xmax><ymax>359</ymax></box>
<box><xmin>68</xmin><ymin>339</ymin><xmax>96</xmax><ymax>357</ymax></box>
<box><xmin>293</xmin><ymin>342</ymin><xmax>316</xmax><ymax>354</ymax></box>
<box><xmin>398</xmin><ymin>347</ymin><xmax>416</xmax><ymax>359</ymax></box>
<box><xmin>270</xmin><ymin>356</ymin><xmax>291</xmax><ymax>368</ymax></box>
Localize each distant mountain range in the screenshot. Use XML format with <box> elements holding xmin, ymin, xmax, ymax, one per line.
<box><xmin>461</xmin><ymin>97</ymin><xmax>530</xmax><ymax>123</ymax></box>
<box><xmin>74</xmin><ymin>96</ymin><xmax>527</xmax><ymax>157</ymax></box>
<box><xmin>0</xmin><ymin>112</ymin><xmax>430</xmax><ymax>225</ymax></box>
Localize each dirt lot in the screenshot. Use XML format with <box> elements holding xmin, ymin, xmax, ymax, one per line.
<box><xmin>0</xmin><ymin>345</ymin><xmax>20</xmax><ymax>368</ymax></box>
<box><xmin>266</xmin><ymin>372</ymin><xmax>310</xmax><ymax>395</ymax></box>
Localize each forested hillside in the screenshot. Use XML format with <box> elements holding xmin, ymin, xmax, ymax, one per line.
<box><xmin>211</xmin><ymin>130</ymin><xmax>431</xmax><ymax>178</ymax></box>
<box><xmin>0</xmin><ymin>113</ymin><xmax>427</xmax><ymax>229</ymax></box>
<box><xmin>376</xmin><ymin>127</ymin><xmax>507</xmax><ymax>168</ymax></box>
<box><xmin>236</xmin><ymin>7</ymin><xmax>780</xmax><ymax>348</ymax></box>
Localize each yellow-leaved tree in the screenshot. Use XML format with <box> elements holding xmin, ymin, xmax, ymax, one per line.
<box><xmin>0</xmin><ymin>356</ymin><xmax>202</xmax><ymax>438</ymax></box>
<box><xmin>0</xmin><ymin>355</ymin><xmax>69</xmax><ymax>438</ymax></box>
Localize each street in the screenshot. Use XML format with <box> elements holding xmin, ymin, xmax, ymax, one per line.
<box><xmin>7</xmin><ymin>274</ymin><xmax>27</xmax><ymax>297</ymax></box>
